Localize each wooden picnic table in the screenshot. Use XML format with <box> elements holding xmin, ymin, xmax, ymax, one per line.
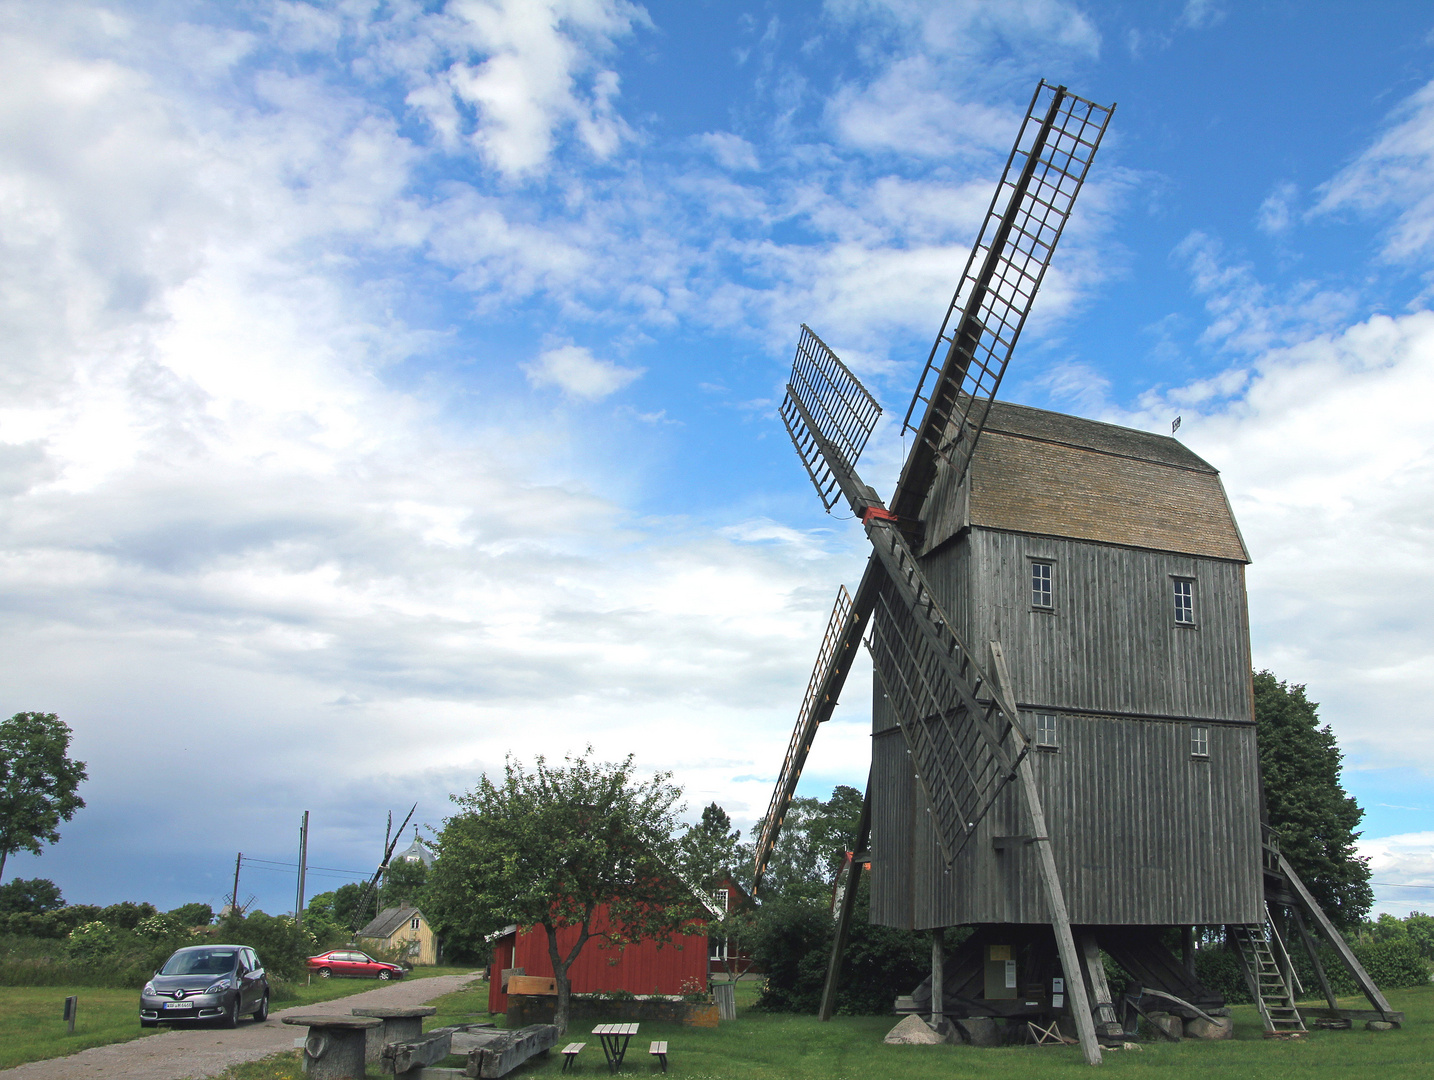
<box><xmin>591</xmin><ymin>1023</ymin><xmax>639</xmax><ymax>1072</ymax></box>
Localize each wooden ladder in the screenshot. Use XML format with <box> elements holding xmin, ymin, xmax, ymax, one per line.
<box><xmin>1230</xmin><ymin>922</ymin><xmax>1305</xmax><ymax>1034</ymax></box>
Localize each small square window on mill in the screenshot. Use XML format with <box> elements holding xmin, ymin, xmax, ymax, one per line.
<box><xmin>1031</xmin><ymin>562</ymin><xmax>1053</xmax><ymax>609</ymax></box>
<box><xmin>1174</xmin><ymin>578</ymin><xmax>1195</xmax><ymax>624</ymax></box>
<box><xmin>1191</xmin><ymin>725</ymin><xmax>1210</xmax><ymax>758</ymax></box>
<box><xmin>1035</xmin><ymin>713</ymin><xmax>1058</xmax><ymax>748</ymax></box>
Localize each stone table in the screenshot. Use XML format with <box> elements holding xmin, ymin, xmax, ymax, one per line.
<box><xmin>351</xmin><ymin>1005</ymin><xmax>438</xmax><ymax>1065</ymax></box>
<box><xmin>281</xmin><ymin>1014</ymin><xmax>382</xmax><ymax>1080</ymax></box>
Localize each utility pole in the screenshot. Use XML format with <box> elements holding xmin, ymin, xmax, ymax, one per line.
<box><xmin>231</xmin><ymin>852</ymin><xmax>242</xmax><ymax>916</ymax></box>
<box><xmin>295</xmin><ymin>811</ymin><xmax>310</xmax><ymax>926</ymax></box>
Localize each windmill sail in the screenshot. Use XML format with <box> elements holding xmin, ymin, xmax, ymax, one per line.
<box><xmin>752</xmin><ymin>579</ymin><xmax>872</xmax><ymax>892</ymax></box>
<box><xmin>894</xmin><ymin>82</ymin><xmax>1114</xmax><ymax>531</ymax></box>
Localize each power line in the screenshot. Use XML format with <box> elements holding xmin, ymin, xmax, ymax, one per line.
<box><xmin>1371</xmin><ymin>880</ymin><xmax>1434</xmax><ymax>890</ymax></box>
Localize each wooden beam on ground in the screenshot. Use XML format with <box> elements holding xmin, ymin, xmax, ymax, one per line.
<box><xmin>819</xmin><ymin>776</ymin><xmax>871</xmax><ymax>1022</ymax></box>
<box><xmin>990</xmin><ymin>641</ymin><xmax>1101</xmax><ymax>1066</ymax></box>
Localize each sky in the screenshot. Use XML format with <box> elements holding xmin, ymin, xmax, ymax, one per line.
<box><xmin>2</xmin><ymin>0</ymin><xmax>1434</xmax><ymax>921</ymax></box>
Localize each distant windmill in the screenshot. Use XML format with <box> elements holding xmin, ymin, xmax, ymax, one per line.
<box><xmin>350</xmin><ymin>803</ymin><xmax>417</xmax><ymax>932</ymax></box>
<box><xmin>754</xmin><ymin>81</ymin><xmax>1396</xmax><ymax>1061</ymax></box>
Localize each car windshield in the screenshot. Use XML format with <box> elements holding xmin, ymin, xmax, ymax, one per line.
<box><xmin>160</xmin><ymin>949</ymin><xmax>237</xmax><ymax>976</ymax></box>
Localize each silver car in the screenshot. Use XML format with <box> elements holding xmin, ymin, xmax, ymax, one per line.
<box><xmin>139</xmin><ymin>945</ymin><xmax>269</xmax><ymax>1028</ymax></box>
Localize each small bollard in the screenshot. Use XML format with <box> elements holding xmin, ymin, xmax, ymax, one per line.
<box><xmin>63</xmin><ymin>996</ymin><xmax>78</xmax><ymax>1034</ymax></box>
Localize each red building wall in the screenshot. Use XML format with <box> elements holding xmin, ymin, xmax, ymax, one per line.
<box><xmin>488</xmin><ymin>904</ymin><xmax>708</xmax><ymax>1013</ymax></box>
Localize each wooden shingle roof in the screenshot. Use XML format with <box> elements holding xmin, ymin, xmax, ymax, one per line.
<box><xmin>923</xmin><ymin>401</ymin><xmax>1249</xmax><ymax>562</ymax></box>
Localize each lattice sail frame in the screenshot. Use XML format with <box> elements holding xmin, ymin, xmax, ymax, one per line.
<box><xmin>899</xmin><ymin>82</ymin><xmax>1115</xmax><ymax>503</ymax></box>
<box><xmin>781</xmin><ymin>326</ymin><xmax>882</xmax><ymax>511</ymax></box>
<box><xmin>867</xmin><ymin>572</ymin><xmax>1026</xmax><ymax>865</ymax></box>
<box><xmin>753</xmin><ymin>584</ymin><xmax>854</xmax><ymax>889</ymax></box>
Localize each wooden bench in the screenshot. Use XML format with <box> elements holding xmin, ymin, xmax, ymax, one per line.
<box><xmin>561</xmin><ymin>1042</ymin><xmax>586</xmax><ymax>1073</ymax></box>
<box><xmin>648</xmin><ymin>1041</ymin><xmax>668</xmax><ymax>1073</ymax></box>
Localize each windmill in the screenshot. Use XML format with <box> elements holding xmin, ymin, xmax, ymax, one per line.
<box><xmin>350</xmin><ymin>803</ymin><xmax>417</xmax><ymax>932</ymax></box>
<box><xmin>753</xmin><ymin>81</ymin><xmax>1397</xmax><ymax>1062</ymax></box>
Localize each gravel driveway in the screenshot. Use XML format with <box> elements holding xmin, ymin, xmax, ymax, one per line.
<box><xmin>1</xmin><ymin>972</ymin><xmax>485</xmax><ymax>1080</ymax></box>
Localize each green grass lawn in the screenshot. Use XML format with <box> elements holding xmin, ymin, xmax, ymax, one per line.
<box><xmin>0</xmin><ymin>970</ymin><xmax>463</xmax><ymax>1072</ymax></box>
<box><xmin>213</xmin><ymin>977</ymin><xmax>1431</xmax><ymax>1080</ymax></box>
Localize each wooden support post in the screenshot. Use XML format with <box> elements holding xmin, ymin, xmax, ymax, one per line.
<box><xmin>1291</xmin><ymin>906</ymin><xmax>1339</xmax><ymax>1012</ymax></box>
<box><xmin>1079</xmin><ymin>935</ymin><xmax>1122</xmax><ymax>1038</ymax></box>
<box><xmin>819</xmin><ymin>776</ymin><xmax>871</xmax><ymax>1022</ymax></box>
<box><xmin>1277</xmin><ymin>853</ymin><xmax>1394</xmax><ymax>1019</ymax></box>
<box><xmin>1182</xmin><ymin>926</ymin><xmax>1196</xmax><ymax>982</ymax></box>
<box><xmin>989</xmin><ymin>642</ymin><xmax>1101</xmax><ymax>1065</ymax></box>
<box><xmin>931</xmin><ymin>930</ymin><xmax>944</xmax><ymax>1033</ymax></box>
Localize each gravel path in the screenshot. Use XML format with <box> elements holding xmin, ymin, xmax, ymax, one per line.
<box><xmin>1</xmin><ymin>972</ymin><xmax>485</xmax><ymax>1080</ymax></box>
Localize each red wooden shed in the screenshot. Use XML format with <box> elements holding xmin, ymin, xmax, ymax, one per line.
<box><xmin>488</xmin><ymin>903</ymin><xmax>710</xmax><ymax>1014</ymax></box>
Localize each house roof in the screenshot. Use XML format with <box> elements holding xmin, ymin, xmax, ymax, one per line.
<box><xmin>925</xmin><ymin>401</ymin><xmax>1249</xmax><ymax>563</ymax></box>
<box><xmin>358</xmin><ymin>905</ymin><xmax>424</xmax><ymax>940</ymax></box>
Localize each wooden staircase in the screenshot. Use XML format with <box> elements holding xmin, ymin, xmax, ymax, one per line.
<box><xmin>1229</xmin><ymin>920</ymin><xmax>1306</xmax><ymax>1035</ymax></box>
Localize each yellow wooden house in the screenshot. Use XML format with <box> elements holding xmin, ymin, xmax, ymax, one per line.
<box><xmin>358</xmin><ymin>905</ymin><xmax>440</xmax><ymax>966</ymax></box>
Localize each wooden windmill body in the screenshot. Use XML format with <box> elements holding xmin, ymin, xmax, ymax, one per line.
<box><xmin>754</xmin><ymin>82</ymin><xmax>1398</xmax><ymax>1063</ymax></box>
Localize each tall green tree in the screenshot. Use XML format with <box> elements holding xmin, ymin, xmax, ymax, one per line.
<box><xmin>1254</xmin><ymin>671</ymin><xmax>1373</xmax><ymax>927</ymax></box>
<box><xmin>428</xmin><ymin>749</ymin><xmax>699</xmax><ymax>1033</ymax></box>
<box><xmin>379</xmin><ymin>856</ymin><xmax>429</xmax><ymax>911</ymax></box>
<box><xmin>0</xmin><ymin>713</ymin><xmax>88</xmax><ymax>881</ymax></box>
<box><xmin>753</xmin><ymin>785</ymin><xmax>863</xmax><ymax>900</ymax></box>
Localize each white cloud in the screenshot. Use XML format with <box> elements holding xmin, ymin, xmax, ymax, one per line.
<box><xmin>1358</xmin><ymin>832</ymin><xmax>1434</xmax><ymax>918</ymax></box>
<box><xmin>1120</xmin><ymin>308</ymin><xmax>1434</xmax><ymax>776</ymax></box>
<box><xmin>1177</xmin><ymin>0</ymin><xmax>1225</xmax><ymax>31</ymax></box>
<box><xmin>1258</xmin><ymin>180</ymin><xmax>1298</xmax><ymax>236</ymax></box>
<box><xmin>522</xmin><ymin>344</ymin><xmax>644</xmax><ymax>399</ymax></box>
<box><xmin>1316</xmin><ymin>77</ymin><xmax>1434</xmax><ymax>262</ymax></box>
<box><xmin>420</xmin><ymin>0</ymin><xmax>647</xmax><ymax>178</ymax></box>
<box><xmin>694</xmin><ymin>131</ymin><xmax>759</xmax><ymax>172</ymax></box>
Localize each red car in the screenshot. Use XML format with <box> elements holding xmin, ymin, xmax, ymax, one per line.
<box><xmin>306</xmin><ymin>949</ymin><xmax>406</xmax><ymax>980</ymax></box>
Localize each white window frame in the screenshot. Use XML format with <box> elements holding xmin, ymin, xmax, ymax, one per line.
<box><xmin>1190</xmin><ymin>725</ymin><xmax>1210</xmax><ymax>758</ymax></box>
<box><xmin>1030</xmin><ymin>560</ymin><xmax>1054</xmax><ymax>611</ymax></box>
<box><xmin>1034</xmin><ymin>713</ymin><xmax>1058</xmax><ymax>750</ymax></box>
<box><xmin>715</xmin><ymin>888</ymin><xmax>729</xmax><ymax>911</ymax></box>
<box><xmin>1172</xmin><ymin>577</ymin><xmax>1196</xmax><ymax>626</ymax></box>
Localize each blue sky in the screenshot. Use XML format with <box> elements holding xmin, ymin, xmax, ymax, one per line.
<box><xmin>3</xmin><ymin>0</ymin><xmax>1434</xmax><ymax>919</ymax></box>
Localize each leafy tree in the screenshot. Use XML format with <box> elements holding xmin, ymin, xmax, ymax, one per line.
<box><xmin>753</xmin><ymin>785</ymin><xmax>863</xmax><ymax>900</ymax></box>
<box><xmin>679</xmin><ymin>803</ymin><xmax>756</xmax><ymax>981</ymax></box>
<box><xmin>306</xmin><ymin>882</ymin><xmax>368</xmax><ymax>941</ymax></box>
<box><xmin>0</xmin><ymin>712</ymin><xmax>88</xmax><ymax>880</ymax></box>
<box><xmin>429</xmin><ymin>749</ymin><xmax>699</xmax><ymax>1033</ymax></box>
<box><xmin>680</xmin><ymin>803</ymin><xmax>745</xmax><ymax>891</ymax></box>
<box><xmin>100</xmin><ymin>901</ymin><xmax>157</xmax><ymax>930</ymax></box>
<box><xmin>1254</xmin><ymin>672</ymin><xmax>1373</xmax><ymax>927</ymax></box>
<box><xmin>379</xmin><ymin>856</ymin><xmax>429</xmax><ymax>911</ymax></box>
<box><xmin>167</xmin><ymin>902</ymin><xmax>215</xmax><ymax>927</ymax></box>
<box><xmin>0</xmin><ymin>876</ymin><xmax>64</xmax><ymax>914</ymax></box>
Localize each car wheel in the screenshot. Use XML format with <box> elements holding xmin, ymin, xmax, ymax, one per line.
<box><xmin>140</xmin><ymin>1020</ymin><xmax>158</xmax><ymax>1029</ymax></box>
<box><xmin>253</xmin><ymin>994</ymin><xmax>269</xmax><ymax>1022</ymax></box>
<box><xmin>377</xmin><ymin>969</ymin><xmax>391</xmax><ymax>981</ymax></box>
<box><xmin>222</xmin><ymin>996</ymin><xmax>239</xmax><ymax>1029</ymax></box>
<box><xmin>318</xmin><ymin>967</ymin><xmax>331</xmax><ymax>979</ymax></box>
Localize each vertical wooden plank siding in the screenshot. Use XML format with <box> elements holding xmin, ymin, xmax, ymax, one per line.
<box><xmin>492</xmin><ymin>906</ymin><xmax>709</xmax><ymax>1009</ymax></box>
<box><xmin>869</xmin><ymin>526</ymin><xmax>1264</xmax><ymax>929</ymax></box>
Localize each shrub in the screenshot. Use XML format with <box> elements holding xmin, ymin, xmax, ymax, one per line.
<box><xmin>1354</xmin><ymin>938</ymin><xmax>1430</xmax><ymax>989</ymax></box>
<box><xmin>215</xmin><ymin>911</ymin><xmax>319</xmax><ymax>980</ymax></box>
<box><xmin>748</xmin><ymin>878</ymin><xmax>937</xmax><ymax>1016</ymax></box>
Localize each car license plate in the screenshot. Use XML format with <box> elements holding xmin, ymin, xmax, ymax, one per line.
<box><xmin>163</xmin><ymin>1002</ymin><xmax>193</xmax><ymax>1009</ymax></box>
